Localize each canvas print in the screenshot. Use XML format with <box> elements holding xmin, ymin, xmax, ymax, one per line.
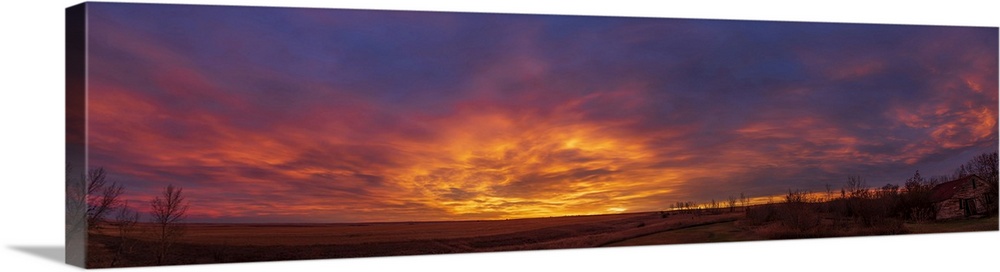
<box><xmin>66</xmin><ymin>2</ymin><xmax>998</xmax><ymax>268</ymax></box>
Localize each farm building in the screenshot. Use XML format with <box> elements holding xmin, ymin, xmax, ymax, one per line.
<box><xmin>929</xmin><ymin>175</ymin><xmax>993</xmax><ymax>220</ymax></box>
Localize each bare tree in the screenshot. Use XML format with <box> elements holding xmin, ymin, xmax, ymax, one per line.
<box><xmin>110</xmin><ymin>201</ymin><xmax>140</xmax><ymax>267</ymax></box>
<box><xmin>727</xmin><ymin>195</ymin><xmax>737</xmax><ymax>212</ymax></box>
<box><xmin>825</xmin><ymin>183</ymin><xmax>833</xmax><ymax>201</ymax></box>
<box><xmin>961</xmin><ymin>152</ymin><xmax>998</xmax><ymax>212</ymax></box>
<box><xmin>845</xmin><ymin>175</ymin><xmax>869</xmax><ymax>198</ymax></box>
<box><xmin>784</xmin><ymin>189</ymin><xmax>806</xmax><ymax>203</ymax></box>
<box><xmin>953</xmin><ymin>164</ymin><xmax>970</xmax><ymax>180</ymax></box>
<box><xmin>970</xmin><ymin>152</ymin><xmax>998</xmax><ymax>184</ymax></box>
<box><xmin>66</xmin><ymin>163</ymin><xmax>87</xmax><ymax>232</ymax></box>
<box><xmin>65</xmin><ymin>162</ymin><xmax>87</xmax><ymax>266</ymax></box>
<box><xmin>150</xmin><ymin>184</ymin><xmax>188</xmax><ymax>265</ymax></box>
<box><xmin>87</xmin><ymin>167</ymin><xmax>124</xmax><ymax>229</ymax></box>
<box><xmin>739</xmin><ymin>192</ymin><xmax>751</xmax><ymax>210</ymax></box>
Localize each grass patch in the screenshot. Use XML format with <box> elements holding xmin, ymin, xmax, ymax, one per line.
<box><xmin>604</xmin><ymin>220</ymin><xmax>761</xmax><ymax>247</ymax></box>
<box><xmin>906</xmin><ymin>216</ymin><xmax>998</xmax><ymax>234</ymax></box>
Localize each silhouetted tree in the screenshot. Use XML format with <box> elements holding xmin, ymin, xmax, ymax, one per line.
<box><xmin>952</xmin><ymin>152</ymin><xmax>997</xmax><ymax>182</ymax></box>
<box><xmin>953</xmin><ymin>164</ymin><xmax>970</xmax><ymax>179</ymax></box>
<box><xmin>784</xmin><ymin>189</ymin><xmax>806</xmax><ymax>203</ymax></box>
<box><xmin>960</xmin><ymin>152</ymin><xmax>998</xmax><ymax>212</ymax></box>
<box><xmin>825</xmin><ymin>183</ymin><xmax>833</xmax><ymax>201</ymax></box>
<box><xmin>973</xmin><ymin>152</ymin><xmax>998</xmax><ymax>184</ymax></box>
<box><xmin>727</xmin><ymin>195</ymin><xmax>737</xmax><ymax>212</ymax></box>
<box><xmin>150</xmin><ymin>184</ymin><xmax>188</xmax><ymax>265</ymax></box>
<box><xmin>66</xmin><ymin>163</ymin><xmax>86</xmax><ymax>232</ymax></box>
<box><xmin>110</xmin><ymin>200</ymin><xmax>139</xmax><ymax>267</ymax></box>
<box><xmin>843</xmin><ymin>175</ymin><xmax>885</xmax><ymax>225</ymax></box>
<box><xmin>87</xmin><ymin>167</ymin><xmax>124</xmax><ymax>229</ymax></box>
<box><xmin>845</xmin><ymin>175</ymin><xmax>869</xmax><ymax>198</ymax></box>
<box><xmin>875</xmin><ymin>183</ymin><xmax>902</xmax><ymax>219</ymax></box>
<box><xmin>65</xmin><ymin>162</ymin><xmax>87</xmax><ymax>266</ymax></box>
<box><xmin>739</xmin><ymin>192</ymin><xmax>751</xmax><ymax>210</ymax></box>
<box><xmin>878</xmin><ymin>183</ymin><xmax>899</xmax><ymax>198</ymax></box>
<box><xmin>900</xmin><ymin>170</ymin><xmax>937</xmax><ymax>221</ymax></box>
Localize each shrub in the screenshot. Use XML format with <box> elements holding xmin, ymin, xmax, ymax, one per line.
<box><xmin>775</xmin><ymin>203</ymin><xmax>820</xmax><ymax>231</ymax></box>
<box><xmin>744</xmin><ymin>204</ymin><xmax>777</xmax><ymax>226</ymax></box>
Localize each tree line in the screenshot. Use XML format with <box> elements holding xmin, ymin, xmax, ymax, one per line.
<box><xmin>73</xmin><ymin>165</ymin><xmax>189</xmax><ymax>266</ymax></box>
<box><xmin>662</xmin><ymin>151</ymin><xmax>998</xmax><ymax>228</ymax></box>
<box><xmin>745</xmin><ymin>151</ymin><xmax>997</xmax><ymax>238</ymax></box>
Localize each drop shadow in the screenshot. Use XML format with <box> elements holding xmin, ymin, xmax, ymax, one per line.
<box><xmin>9</xmin><ymin>245</ymin><xmax>65</xmax><ymax>264</ymax></box>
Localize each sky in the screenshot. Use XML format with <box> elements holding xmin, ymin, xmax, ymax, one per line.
<box><xmin>77</xmin><ymin>2</ymin><xmax>998</xmax><ymax>223</ymax></box>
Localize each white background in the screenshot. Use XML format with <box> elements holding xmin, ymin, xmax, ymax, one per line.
<box><xmin>1</xmin><ymin>0</ymin><xmax>997</xmax><ymax>271</ymax></box>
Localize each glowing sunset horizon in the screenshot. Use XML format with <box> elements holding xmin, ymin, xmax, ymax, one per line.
<box><xmin>75</xmin><ymin>3</ymin><xmax>997</xmax><ymax>223</ymax></box>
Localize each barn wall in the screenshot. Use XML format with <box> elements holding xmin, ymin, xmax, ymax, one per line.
<box><xmin>935</xmin><ymin>199</ymin><xmax>963</xmax><ymax>220</ymax></box>
<box><xmin>934</xmin><ymin>178</ymin><xmax>992</xmax><ymax>220</ymax></box>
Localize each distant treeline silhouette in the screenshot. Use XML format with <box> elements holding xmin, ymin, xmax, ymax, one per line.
<box><xmin>733</xmin><ymin>151</ymin><xmax>997</xmax><ymax>238</ymax></box>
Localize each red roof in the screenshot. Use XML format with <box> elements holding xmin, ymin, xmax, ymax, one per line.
<box><xmin>929</xmin><ymin>175</ymin><xmax>982</xmax><ymax>203</ymax></box>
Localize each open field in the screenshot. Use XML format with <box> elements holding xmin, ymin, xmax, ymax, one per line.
<box><xmin>86</xmin><ymin>209</ymin><xmax>998</xmax><ymax>268</ymax></box>
<box><xmin>87</xmin><ymin>211</ymin><xmax>740</xmax><ymax>267</ymax></box>
<box><xmin>906</xmin><ymin>216</ymin><xmax>998</xmax><ymax>234</ymax></box>
<box><xmin>95</xmin><ymin>213</ymin><xmax>663</xmax><ymax>246</ymax></box>
<box><xmin>606</xmin><ymin>220</ymin><xmax>760</xmax><ymax>246</ymax></box>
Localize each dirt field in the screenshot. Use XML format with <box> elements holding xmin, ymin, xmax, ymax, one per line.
<box><xmin>86</xmin><ymin>211</ymin><xmax>741</xmax><ymax>267</ymax></box>
<box><xmin>606</xmin><ymin>220</ymin><xmax>761</xmax><ymax>246</ymax></box>
<box><xmin>86</xmin><ymin>210</ymin><xmax>997</xmax><ymax>268</ymax></box>
<box><xmin>95</xmin><ymin>213</ymin><xmax>659</xmax><ymax>246</ymax></box>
